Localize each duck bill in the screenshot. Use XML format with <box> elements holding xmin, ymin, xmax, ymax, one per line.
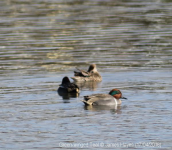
<box><xmin>121</xmin><ymin>97</ymin><xmax>127</xmax><ymax>99</ymax></box>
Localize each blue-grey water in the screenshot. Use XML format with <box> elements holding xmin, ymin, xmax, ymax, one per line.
<box><xmin>0</xmin><ymin>0</ymin><xmax>172</xmax><ymax>149</ymax></box>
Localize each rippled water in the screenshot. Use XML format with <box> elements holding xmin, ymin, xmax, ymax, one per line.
<box><xmin>0</xmin><ymin>0</ymin><xmax>172</xmax><ymax>149</ymax></box>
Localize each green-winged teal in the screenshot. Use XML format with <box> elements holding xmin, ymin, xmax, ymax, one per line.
<box><xmin>58</xmin><ymin>76</ymin><xmax>79</xmax><ymax>93</ymax></box>
<box><xmin>71</xmin><ymin>64</ymin><xmax>102</xmax><ymax>82</ymax></box>
<box><xmin>82</xmin><ymin>89</ymin><xmax>127</xmax><ymax>106</ymax></box>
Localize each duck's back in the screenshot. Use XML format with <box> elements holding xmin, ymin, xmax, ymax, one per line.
<box><xmin>58</xmin><ymin>83</ymin><xmax>79</xmax><ymax>93</ymax></box>
<box><xmin>72</xmin><ymin>72</ymin><xmax>102</xmax><ymax>82</ymax></box>
<box><xmin>83</xmin><ymin>94</ymin><xmax>116</xmax><ymax>106</ymax></box>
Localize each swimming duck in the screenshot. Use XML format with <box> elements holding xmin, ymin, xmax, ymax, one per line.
<box><xmin>58</xmin><ymin>76</ymin><xmax>80</xmax><ymax>93</ymax></box>
<box><xmin>82</xmin><ymin>89</ymin><xmax>127</xmax><ymax>106</ymax></box>
<box><xmin>71</xmin><ymin>64</ymin><xmax>102</xmax><ymax>82</ymax></box>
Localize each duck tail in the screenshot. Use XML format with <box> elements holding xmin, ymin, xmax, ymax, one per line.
<box><xmin>71</xmin><ymin>77</ymin><xmax>77</xmax><ymax>82</ymax></box>
<box><xmin>75</xmin><ymin>67</ymin><xmax>81</xmax><ymax>71</ymax></box>
<box><xmin>81</xmin><ymin>100</ymin><xmax>89</xmax><ymax>105</ymax></box>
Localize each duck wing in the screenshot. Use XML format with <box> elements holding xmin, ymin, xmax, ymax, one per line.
<box><xmin>60</xmin><ymin>83</ymin><xmax>79</xmax><ymax>92</ymax></box>
<box><xmin>74</xmin><ymin>67</ymin><xmax>90</xmax><ymax>77</ymax></box>
<box><xmin>82</xmin><ymin>94</ymin><xmax>114</xmax><ymax>105</ymax></box>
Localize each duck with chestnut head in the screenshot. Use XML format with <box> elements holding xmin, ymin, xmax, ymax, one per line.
<box><xmin>82</xmin><ymin>89</ymin><xmax>127</xmax><ymax>106</ymax></box>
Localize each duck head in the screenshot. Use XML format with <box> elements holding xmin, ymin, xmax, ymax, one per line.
<box><xmin>87</xmin><ymin>64</ymin><xmax>97</xmax><ymax>73</ymax></box>
<box><xmin>62</xmin><ymin>76</ymin><xmax>71</xmax><ymax>84</ymax></box>
<box><xmin>109</xmin><ymin>89</ymin><xmax>127</xmax><ymax>100</ymax></box>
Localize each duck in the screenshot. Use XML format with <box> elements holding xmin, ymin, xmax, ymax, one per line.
<box><xmin>58</xmin><ymin>76</ymin><xmax>80</xmax><ymax>93</ymax></box>
<box><xmin>82</xmin><ymin>89</ymin><xmax>127</xmax><ymax>106</ymax></box>
<box><xmin>71</xmin><ymin>64</ymin><xmax>102</xmax><ymax>82</ymax></box>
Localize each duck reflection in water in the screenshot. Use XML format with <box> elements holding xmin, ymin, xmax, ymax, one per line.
<box><xmin>75</xmin><ymin>80</ymin><xmax>101</xmax><ymax>91</ymax></box>
<box><xmin>57</xmin><ymin>76</ymin><xmax>80</xmax><ymax>100</ymax></box>
<box><xmin>84</xmin><ymin>105</ymin><xmax>123</xmax><ymax>114</ymax></box>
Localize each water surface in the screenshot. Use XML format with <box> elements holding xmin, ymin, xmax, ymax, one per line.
<box><xmin>0</xmin><ymin>0</ymin><xmax>172</xmax><ymax>149</ymax></box>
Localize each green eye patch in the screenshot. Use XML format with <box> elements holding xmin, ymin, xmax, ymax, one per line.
<box><xmin>110</xmin><ymin>90</ymin><xmax>120</xmax><ymax>96</ymax></box>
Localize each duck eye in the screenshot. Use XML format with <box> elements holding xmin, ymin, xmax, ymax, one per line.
<box><xmin>110</xmin><ymin>90</ymin><xmax>120</xmax><ymax>95</ymax></box>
